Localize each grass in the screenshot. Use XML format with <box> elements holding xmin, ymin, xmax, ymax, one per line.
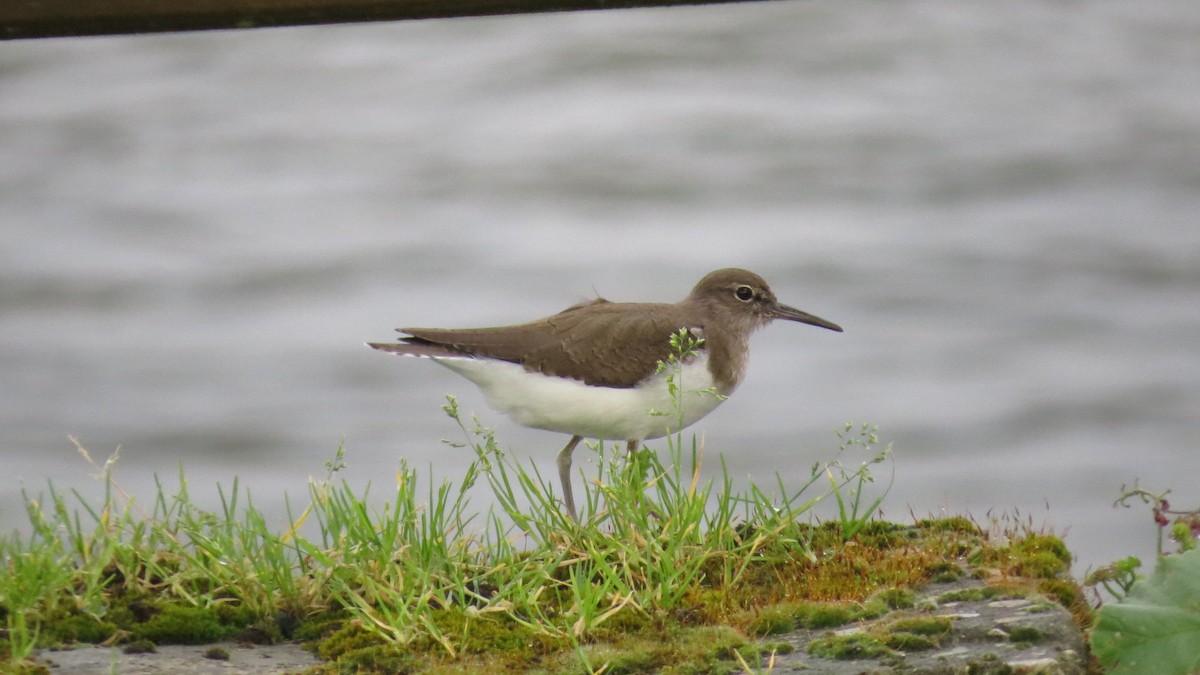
<box><xmin>0</xmin><ymin>422</ymin><xmax>1078</xmax><ymax>674</ymax></box>
<box><xmin>0</xmin><ymin>415</ymin><xmax>912</xmax><ymax>672</ymax></box>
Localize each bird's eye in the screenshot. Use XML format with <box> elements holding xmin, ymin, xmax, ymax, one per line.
<box><xmin>735</xmin><ymin>285</ymin><xmax>755</xmax><ymax>302</ymax></box>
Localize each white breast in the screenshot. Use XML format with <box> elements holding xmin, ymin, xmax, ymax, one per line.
<box><xmin>429</xmin><ymin>354</ymin><xmax>727</xmax><ymax>441</ymax></box>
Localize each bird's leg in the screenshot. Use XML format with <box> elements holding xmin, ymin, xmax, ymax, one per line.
<box><xmin>557</xmin><ymin>435</ymin><xmax>583</xmax><ymax>521</ymax></box>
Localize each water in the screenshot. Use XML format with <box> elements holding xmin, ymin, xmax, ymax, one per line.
<box><xmin>2</xmin><ymin>0</ymin><xmax>1199</xmax><ymax>574</ymax></box>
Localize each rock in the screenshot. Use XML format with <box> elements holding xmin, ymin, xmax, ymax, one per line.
<box><xmin>757</xmin><ymin>574</ymin><xmax>1087</xmax><ymax>674</ymax></box>
<box><xmin>35</xmin><ymin>641</ymin><xmax>320</xmax><ymax>675</ymax></box>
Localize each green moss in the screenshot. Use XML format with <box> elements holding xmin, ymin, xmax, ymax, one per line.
<box><xmin>976</xmin><ymin>532</ymin><xmax>1073</xmax><ymax>581</ymax></box>
<box><xmin>928</xmin><ymin>561</ymin><xmax>965</xmax><ymax>583</ymax></box>
<box><xmin>808</xmin><ymin>632</ymin><xmax>894</xmax><ymax>660</ymax></box>
<box><xmin>133</xmin><ymin>604</ymin><xmax>233</xmax><ymax>645</ymax></box>
<box><xmin>588</xmin><ymin>605</ymin><xmax>656</xmax><ymax>641</ymax></box>
<box><xmin>1014</xmin><ymin>534</ymin><xmax>1071</xmax><ymax>566</ymax></box>
<box><xmin>887</xmin><ymin>616</ymin><xmax>952</xmax><ymax>636</ymax></box>
<box><xmin>203</xmin><ymin>646</ymin><xmax>230</xmax><ymax>660</ymax></box>
<box><xmin>882</xmin><ymin>632</ymin><xmax>938</xmax><ymax>650</ymax></box>
<box><xmin>875</xmin><ymin>616</ymin><xmax>953</xmax><ymax>651</ymax></box>
<box><xmin>937</xmin><ymin>586</ymin><xmax>1007</xmax><ymax>603</ymax></box>
<box><xmin>759</xmin><ymin>640</ymin><xmax>795</xmax><ymax>655</ymax></box>
<box><xmin>40</xmin><ymin>613</ymin><xmax>117</xmax><ymax>644</ymax></box>
<box><xmin>237</xmin><ymin>616</ymin><xmax>284</xmax><ymax>644</ymax></box>
<box><xmin>915</xmin><ymin>516</ymin><xmax>981</xmax><ymax>535</ymax></box>
<box><xmin>746</xmin><ymin>605</ymin><xmax>796</xmax><ymax>637</ymax></box>
<box><xmin>873</xmin><ymin>587</ymin><xmax>917</xmax><ymax>610</ymax></box>
<box><xmin>575</xmin><ymin>625</ymin><xmax>749</xmax><ymax>675</ymax></box>
<box><xmin>293</xmin><ymin>612</ymin><xmax>350</xmax><ymax>643</ymax></box>
<box><xmin>1015</xmin><ymin>551</ymin><xmax>1069</xmax><ymax>578</ymax></box>
<box><xmin>314</xmin><ymin>622</ymin><xmax>388</xmax><ymax>662</ymax></box>
<box><xmin>324</xmin><ymin>644</ymin><xmax>422</xmax><ymax>674</ymax></box>
<box><xmin>1007</xmin><ymin>625</ymin><xmax>1044</xmax><ymax>643</ymax></box>
<box><xmin>1037</xmin><ymin>577</ymin><xmax>1090</xmax><ymax>628</ymax></box>
<box><xmin>122</xmin><ymin>639</ymin><xmax>156</xmax><ymax>654</ymax></box>
<box><xmin>587</xmin><ymin>645</ymin><xmax>659</xmax><ymax>675</ymax></box>
<box><xmin>675</xmin><ymin>624</ymin><xmax>748</xmax><ymax>661</ymax></box>
<box><xmin>798</xmin><ymin>602</ymin><xmax>857</xmax><ymax>629</ymax></box>
<box><xmin>965</xmin><ymin>651</ymin><xmax>1014</xmax><ymax>674</ymax></box>
<box><xmin>423</xmin><ymin>607</ymin><xmax>565</xmax><ymax>657</ymax></box>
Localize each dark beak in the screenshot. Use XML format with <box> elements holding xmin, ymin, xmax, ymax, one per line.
<box><xmin>771</xmin><ymin>303</ymin><xmax>843</xmax><ymax>332</ymax></box>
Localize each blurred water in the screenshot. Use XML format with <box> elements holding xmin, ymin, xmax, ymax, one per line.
<box><xmin>2</xmin><ymin>0</ymin><xmax>1199</xmax><ymax>573</ymax></box>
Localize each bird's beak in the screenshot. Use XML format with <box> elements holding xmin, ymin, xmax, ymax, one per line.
<box><xmin>771</xmin><ymin>303</ymin><xmax>843</xmax><ymax>332</ymax></box>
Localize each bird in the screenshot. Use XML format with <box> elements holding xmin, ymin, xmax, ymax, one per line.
<box><xmin>368</xmin><ymin>268</ymin><xmax>842</xmax><ymax>520</ymax></box>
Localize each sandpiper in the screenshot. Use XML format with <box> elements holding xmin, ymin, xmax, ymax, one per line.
<box><xmin>369</xmin><ymin>268</ymin><xmax>842</xmax><ymax>520</ymax></box>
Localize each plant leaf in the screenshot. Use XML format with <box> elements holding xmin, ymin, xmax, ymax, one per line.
<box><xmin>1092</xmin><ymin>547</ymin><xmax>1200</xmax><ymax>674</ymax></box>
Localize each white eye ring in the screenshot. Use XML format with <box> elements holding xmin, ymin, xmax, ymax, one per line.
<box><xmin>735</xmin><ymin>285</ymin><xmax>754</xmax><ymax>302</ymax></box>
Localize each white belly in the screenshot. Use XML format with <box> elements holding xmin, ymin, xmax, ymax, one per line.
<box><xmin>430</xmin><ymin>354</ymin><xmax>726</xmax><ymax>441</ymax></box>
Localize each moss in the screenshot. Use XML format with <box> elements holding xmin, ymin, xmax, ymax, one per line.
<box><xmin>808</xmin><ymin>632</ymin><xmax>894</xmax><ymax>660</ymax></box>
<box><xmin>759</xmin><ymin>640</ymin><xmax>794</xmax><ymax>655</ymax></box>
<box><xmin>937</xmin><ymin>586</ymin><xmax>1006</xmax><ymax>603</ymax></box>
<box><xmin>39</xmin><ymin>613</ymin><xmax>117</xmax><ymax>645</ymax></box>
<box><xmin>323</xmin><ymin>644</ymin><xmax>422</xmax><ymax>674</ymax></box>
<box><xmin>238</xmin><ymin>616</ymin><xmax>284</xmax><ymax>645</ymax></box>
<box><xmin>975</xmin><ymin>532</ymin><xmax>1073</xmax><ymax>581</ymax></box>
<box><xmin>745</xmin><ymin>605</ymin><xmax>796</xmax><ymax>637</ymax></box>
<box><xmin>916</xmin><ymin>516</ymin><xmax>981</xmax><ymax>535</ymax></box>
<box><xmin>873</xmin><ymin>587</ymin><xmax>917</xmax><ymax>610</ymax></box>
<box><xmin>966</xmin><ymin>651</ymin><xmax>1015</xmax><ymax>674</ymax></box>
<box><xmin>122</xmin><ymin>639</ymin><xmax>156</xmax><ymax>654</ymax></box>
<box><xmin>588</xmin><ymin>604</ymin><xmax>657</xmax><ymax>642</ymax></box>
<box><xmin>583</xmin><ymin>643</ymin><xmax>660</xmax><ymax>675</ymax></box>
<box><xmin>203</xmin><ymin>646</ymin><xmax>230</xmax><ymax>660</ymax></box>
<box><xmin>887</xmin><ymin>616</ymin><xmax>952</xmax><ymax>636</ymax></box>
<box><xmin>882</xmin><ymin>632</ymin><xmax>938</xmax><ymax>650</ymax></box>
<box><xmin>675</xmin><ymin>624</ymin><xmax>748</xmax><ymax>661</ymax></box>
<box><xmin>873</xmin><ymin>616</ymin><xmax>954</xmax><ymax>651</ymax></box>
<box><xmin>1015</xmin><ymin>551</ymin><xmax>1069</xmax><ymax>578</ymax></box>
<box><xmin>293</xmin><ymin>612</ymin><xmax>351</xmax><ymax>643</ymax></box>
<box><xmin>928</xmin><ymin>561</ymin><xmax>965</xmax><ymax>583</ymax></box>
<box><xmin>1037</xmin><ymin>578</ymin><xmax>1092</xmax><ymax>628</ymax></box>
<box><xmin>574</xmin><ymin>625</ymin><xmax>749</xmax><ymax>675</ymax></box>
<box><xmin>716</xmin><ymin>520</ymin><xmax>978</xmax><ymax>610</ymax></box>
<box><xmin>1007</xmin><ymin>625</ymin><xmax>1045</xmax><ymax>643</ymax></box>
<box><xmin>1014</xmin><ymin>534</ymin><xmax>1072</xmax><ymax>566</ymax></box>
<box><xmin>425</xmin><ymin>607</ymin><xmax>565</xmax><ymax>657</ymax></box>
<box><xmin>133</xmin><ymin>604</ymin><xmax>233</xmax><ymax>645</ymax></box>
<box><xmin>314</xmin><ymin>622</ymin><xmax>388</xmax><ymax>662</ymax></box>
<box><xmin>797</xmin><ymin>602</ymin><xmax>857</xmax><ymax>629</ymax></box>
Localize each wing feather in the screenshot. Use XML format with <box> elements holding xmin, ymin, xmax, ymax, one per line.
<box><xmin>379</xmin><ymin>300</ymin><xmax>698</xmax><ymax>388</ymax></box>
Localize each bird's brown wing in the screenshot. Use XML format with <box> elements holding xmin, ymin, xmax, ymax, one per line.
<box><xmin>389</xmin><ymin>300</ymin><xmax>611</xmax><ymax>362</ymax></box>
<box><xmin>386</xmin><ymin>300</ymin><xmax>695</xmax><ymax>388</ymax></box>
<box><xmin>524</xmin><ymin>303</ymin><xmax>691</xmax><ymax>387</ymax></box>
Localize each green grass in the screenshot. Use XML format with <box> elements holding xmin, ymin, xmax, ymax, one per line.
<box><xmin>0</xmin><ymin>410</ymin><xmax>935</xmax><ymax>672</ymax></box>
<box><xmin>1</xmin><ymin>423</ymin><xmax>1084</xmax><ymax>674</ymax></box>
